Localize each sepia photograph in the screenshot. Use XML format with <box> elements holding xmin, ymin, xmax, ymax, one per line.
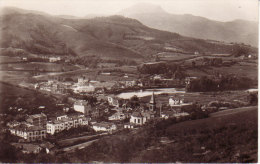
<box><xmin>0</xmin><ymin>0</ymin><xmax>258</xmax><ymax>163</ymax></box>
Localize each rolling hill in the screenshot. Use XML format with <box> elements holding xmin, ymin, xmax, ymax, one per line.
<box><xmin>0</xmin><ymin>7</ymin><xmax>255</xmax><ymax>60</ymax></box>
<box><xmin>119</xmin><ymin>3</ymin><xmax>258</xmax><ymax>47</ymax></box>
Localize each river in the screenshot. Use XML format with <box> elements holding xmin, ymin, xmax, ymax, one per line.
<box><xmin>116</xmin><ymin>88</ymin><xmax>185</xmax><ymax>99</ymax></box>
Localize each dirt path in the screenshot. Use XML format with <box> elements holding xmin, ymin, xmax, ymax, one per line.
<box><xmin>209</xmin><ymin>106</ymin><xmax>257</xmax><ymax>118</ymax></box>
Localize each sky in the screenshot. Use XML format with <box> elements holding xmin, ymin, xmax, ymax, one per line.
<box><xmin>0</xmin><ymin>0</ymin><xmax>258</xmax><ymax>22</ymax></box>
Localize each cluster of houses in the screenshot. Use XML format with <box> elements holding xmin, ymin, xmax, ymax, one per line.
<box><xmin>35</xmin><ymin>80</ymin><xmax>72</xmax><ymax>94</ymax></box>
<box><xmin>35</xmin><ymin>78</ymin><xmax>98</xmax><ymax>94</ymax></box>
<box><xmin>34</xmin><ymin>77</ymin><xmax>122</xmax><ymax>95</ymax></box>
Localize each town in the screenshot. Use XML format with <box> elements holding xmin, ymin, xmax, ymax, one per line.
<box><xmin>4</xmin><ymin>77</ymin><xmax>194</xmax><ymax>153</ymax></box>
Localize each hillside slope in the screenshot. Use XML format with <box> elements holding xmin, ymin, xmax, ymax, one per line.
<box><xmin>0</xmin><ymin>7</ymin><xmax>254</xmax><ymax>59</ymax></box>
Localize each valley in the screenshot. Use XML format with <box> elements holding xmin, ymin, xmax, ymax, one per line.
<box><xmin>0</xmin><ymin>5</ymin><xmax>258</xmax><ymax>163</ymax></box>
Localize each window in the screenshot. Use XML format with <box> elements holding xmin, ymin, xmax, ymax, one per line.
<box><xmin>138</xmin><ymin>119</ymin><xmax>140</xmax><ymax>123</ymax></box>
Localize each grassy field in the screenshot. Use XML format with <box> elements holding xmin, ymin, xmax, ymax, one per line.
<box><xmin>0</xmin><ymin>82</ymin><xmax>59</xmax><ymax>116</ymax></box>
<box><xmin>139</xmin><ymin>89</ymin><xmax>251</xmax><ymax>106</ymax></box>
<box><xmin>0</xmin><ymin>56</ymin><xmax>22</xmax><ymax>63</ymax></box>
<box><xmin>158</xmin><ymin>52</ymin><xmax>197</xmax><ymax>62</ymax></box>
<box><xmin>35</xmin><ymin>66</ymin><xmax>138</xmax><ymax>82</ymax></box>
<box><xmin>184</xmin><ymin>60</ymin><xmax>257</xmax><ymax>80</ymax></box>
<box><xmin>0</xmin><ymin>82</ymin><xmax>37</xmax><ymax>112</ymax></box>
<box><xmin>0</xmin><ymin>71</ymin><xmax>31</xmax><ymax>85</ymax></box>
<box><xmin>212</xmin><ymin>62</ymin><xmax>257</xmax><ymax>79</ymax></box>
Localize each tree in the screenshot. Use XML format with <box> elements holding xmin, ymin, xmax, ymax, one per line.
<box><xmin>248</xmin><ymin>93</ymin><xmax>258</xmax><ymax>105</ymax></box>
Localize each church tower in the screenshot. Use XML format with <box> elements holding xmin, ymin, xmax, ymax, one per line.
<box><xmin>149</xmin><ymin>92</ymin><xmax>156</xmax><ymax>111</ymax></box>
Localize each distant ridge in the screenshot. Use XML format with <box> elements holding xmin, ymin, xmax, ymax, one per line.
<box><xmin>119</xmin><ymin>3</ymin><xmax>258</xmax><ymax>46</ymax></box>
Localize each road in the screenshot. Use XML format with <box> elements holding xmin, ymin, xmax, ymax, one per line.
<box><xmin>62</xmin><ymin>139</ymin><xmax>100</xmax><ymax>152</ymax></box>
<box><xmin>57</xmin><ymin>133</ymin><xmax>108</xmax><ymax>146</ymax></box>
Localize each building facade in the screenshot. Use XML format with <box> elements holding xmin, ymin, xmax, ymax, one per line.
<box><xmin>46</xmin><ymin>114</ymin><xmax>89</xmax><ymax>135</ymax></box>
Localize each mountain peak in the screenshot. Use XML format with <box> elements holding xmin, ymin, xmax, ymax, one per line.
<box><xmin>119</xmin><ymin>3</ymin><xmax>166</xmax><ymax>16</ymax></box>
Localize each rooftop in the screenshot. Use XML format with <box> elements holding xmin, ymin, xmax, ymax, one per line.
<box><xmin>11</xmin><ymin>124</ymin><xmax>45</xmax><ymax>131</ymax></box>
<box><xmin>27</xmin><ymin>113</ymin><xmax>47</xmax><ymax>119</ymax></box>
<box><xmin>131</xmin><ymin>112</ymin><xmax>143</xmax><ymax>117</ymax></box>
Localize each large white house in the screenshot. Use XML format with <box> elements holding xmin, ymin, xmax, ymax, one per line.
<box><xmin>73</xmin><ymin>100</ymin><xmax>92</xmax><ymax>115</ymax></box>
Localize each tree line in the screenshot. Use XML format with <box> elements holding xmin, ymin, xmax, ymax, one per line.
<box><xmin>186</xmin><ymin>75</ymin><xmax>253</xmax><ymax>92</ymax></box>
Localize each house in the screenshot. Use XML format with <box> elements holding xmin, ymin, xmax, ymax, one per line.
<box><xmin>169</xmin><ymin>97</ymin><xmax>184</xmax><ymax>107</ymax></box>
<box><xmin>26</xmin><ymin>113</ymin><xmax>47</xmax><ymax>127</ymax></box>
<box><xmin>92</xmin><ymin>122</ymin><xmax>117</xmax><ymax>132</ymax></box>
<box><xmin>73</xmin><ymin>100</ymin><xmax>92</xmax><ymax>115</ymax></box>
<box><xmin>12</xmin><ymin>143</ymin><xmax>42</xmax><ymax>154</ymax></box>
<box><xmin>129</xmin><ymin>109</ymin><xmax>156</xmax><ymax>126</ymax></box>
<box><xmin>124</xmin><ymin>81</ymin><xmax>137</xmax><ymax>87</ymax></box>
<box><xmin>185</xmin><ymin>77</ymin><xmax>198</xmax><ymax>85</ymax></box>
<box><xmin>153</xmin><ymin>75</ymin><xmax>162</xmax><ymax>80</ymax></box>
<box><xmin>194</xmin><ymin>51</ymin><xmax>199</xmax><ymax>55</ymax></box>
<box><xmin>100</xmin><ymin>72</ymin><xmax>111</xmax><ymax>76</ymax></box>
<box><xmin>40</xmin><ymin>142</ymin><xmax>55</xmax><ymax>154</ymax></box>
<box><xmin>7</xmin><ymin>121</ymin><xmax>21</xmax><ymax>128</ymax></box>
<box><xmin>56</xmin><ymin>114</ymin><xmax>68</xmax><ymax>120</ymax></box>
<box><xmin>108</xmin><ymin>112</ymin><xmax>126</xmax><ymax>121</ymax></box>
<box><xmin>130</xmin><ymin>112</ymin><xmax>146</xmax><ymax>125</ymax></box>
<box><xmin>22</xmin><ymin>57</ymin><xmax>28</xmax><ymax>61</ymax></box>
<box><xmin>9</xmin><ymin>124</ymin><xmax>47</xmax><ymax>142</ymax></box>
<box><xmin>107</xmin><ymin>96</ymin><xmax>120</xmax><ymax>107</ymax></box>
<box><xmin>77</xmin><ymin>77</ymin><xmax>88</xmax><ymax>85</ymax></box>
